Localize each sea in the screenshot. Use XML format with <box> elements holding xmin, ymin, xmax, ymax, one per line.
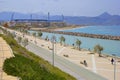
<box><xmin>28</xmin><ymin>25</ymin><xmax>120</xmax><ymax>57</ymax></box>
<box><xmin>64</xmin><ymin>25</ymin><xmax>120</xmax><ymax>36</ymax></box>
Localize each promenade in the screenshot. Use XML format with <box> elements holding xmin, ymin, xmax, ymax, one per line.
<box><xmin>2</xmin><ymin>27</ymin><xmax>120</xmax><ymax>80</ymax></box>
<box><xmin>13</xmin><ymin>30</ymin><xmax>120</xmax><ymax>80</ymax></box>
<box><xmin>0</xmin><ymin>37</ymin><xmax>17</xmax><ymax>80</ymax></box>
<box><xmin>34</xmin><ymin>37</ymin><xmax>120</xmax><ymax>80</ymax></box>
<box><xmin>7</xmin><ymin>28</ymin><xmax>107</xmax><ymax>80</ymax></box>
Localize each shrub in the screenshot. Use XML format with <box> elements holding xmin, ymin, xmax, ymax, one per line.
<box><xmin>0</xmin><ymin>34</ymin><xmax>76</xmax><ymax>80</ymax></box>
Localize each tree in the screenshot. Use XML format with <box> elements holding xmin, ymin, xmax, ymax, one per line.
<box><xmin>17</xmin><ymin>37</ymin><xmax>22</xmax><ymax>43</ymax></box>
<box><xmin>45</xmin><ymin>35</ymin><xmax>49</xmax><ymax>41</ymax></box>
<box><xmin>32</xmin><ymin>32</ymin><xmax>36</xmax><ymax>43</ymax></box>
<box><xmin>33</xmin><ymin>32</ymin><xmax>36</xmax><ymax>37</ymax></box>
<box><xmin>22</xmin><ymin>38</ymin><xmax>28</xmax><ymax>47</ymax></box>
<box><xmin>51</xmin><ymin>35</ymin><xmax>56</xmax><ymax>43</ymax></box>
<box><xmin>94</xmin><ymin>44</ymin><xmax>104</xmax><ymax>57</ymax></box>
<box><xmin>60</xmin><ymin>36</ymin><xmax>65</xmax><ymax>46</ymax></box>
<box><xmin>38</xmin><ymin>32</ymin><xmax>43</xmax><ymax>38</ymax></box>
<box><xmin>75</xmin><ymin>39</ymin><xmax>81</xmax><ymax>50</ymax></box>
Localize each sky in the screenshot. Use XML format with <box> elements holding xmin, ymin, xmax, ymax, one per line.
<box><xmin>0</xmin><ymin>0</ymin><xmax>120</xmax><ymax>16</ymax></box>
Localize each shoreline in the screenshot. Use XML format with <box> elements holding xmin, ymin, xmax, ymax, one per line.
<box><xmin>28</xmin><ymin>30</ymin><xmax>120</xmax><ymax>58</ymax></box>
<box><xmin>30</xmin><ymin>25</ymin><xmax>85</xmax><ymax>31</ymax></box>
<box><xmin>52</xmin><ymin>25</ymin><xmax>85</xmax><ymax>31</ymax></box>
<box><xmin>24</xmin><ymin>31</ymin><xmax>120</xmax><ymax>80</ymax></box>
<box><xmin>29</xmin><ymin>28</ymin><xmax>120</xmax><ymax>57</ymax></box>
<box><xmin>1</xmin><ymin>26</ymin><xmax>120</xmax><ymax>80</ymax></box>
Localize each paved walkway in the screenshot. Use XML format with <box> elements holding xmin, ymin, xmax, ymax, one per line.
<box><xmin>0</xmin><ymin>37</ymin><xmax>17</xmax><ymax>80</ymax></box>
<box><xmin>27</xmin><ymin>42</ymin><xmax>106</xmax><ymax>80</ymax></box>
<box><xmin>6</xmin><ymin>28</ymin><xmax>107</xmax><ymax>80</ymax></box>
<box><xmin>3</xmin><ymin>27</ymin><xmax>120</xmax><ymax>80</ymax></box>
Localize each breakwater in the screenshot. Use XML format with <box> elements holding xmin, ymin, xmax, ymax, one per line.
<box><xmin>33</xmin><ymin>29</ymin><xmax>120</xmax><ymax>40</ymax></box>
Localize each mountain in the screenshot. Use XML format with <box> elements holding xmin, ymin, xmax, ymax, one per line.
<box><xmin>0</xmin><ymin>11</ymin><xmax>120</xmax><ymax>25</ymax></box>
<box><xmin>65</xmin><ymin>12</ymin><xmax>120</xmax><ymax>25</ymax></box>
<box><xmin>65</xmin><ymin>16</ymin><xmax>103</xmax><ymax>25</ymax></box>
<box><xmin>98</xmin><ymin>12</ymin><xmax>111</xmax><ymax>18</ymax></box>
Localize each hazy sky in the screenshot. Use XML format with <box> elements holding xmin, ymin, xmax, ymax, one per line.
<box><xmin>0</xmin><ymin>0</ymin><xmax>120</xmax><ymax>16</ymax></box>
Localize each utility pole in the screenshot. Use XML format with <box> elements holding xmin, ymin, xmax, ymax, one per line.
<box><xmin>30</xmin><ymin>14</ymin><xmax>32</xmax><ymax>26</ymax></box>
<box><xmin>62</xmin><ymin>14</ymin><xmax>64</xmax><ymax>22</ymax></box>
<box><xmin>11</xmin><ymin>13</ymin><xmax>14</xmax><ymax>21</ymax></box>
<box><xmin>51</xmin><ymin>35</ymin><xmax>56</xmax><ymax>66</ymax></box>
<box><xmin>62</xmin><ymin>14</ymin><xmax>65</xmax><ymax>27</ymax></box>
<box><xmin>48</xmin><ymin>12</ymin><xmax>50</xmax><ymax>27</ymax></box>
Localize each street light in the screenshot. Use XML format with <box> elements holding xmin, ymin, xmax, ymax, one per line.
<box><xmin>112</xmin><ymin>54</ymin><xmax>116</xmax><ymax>80</ymax></box>
<box><xmin>51</xmin><ymin>35</ymin><xmax>56</xmax><ymax>66</ymax></box>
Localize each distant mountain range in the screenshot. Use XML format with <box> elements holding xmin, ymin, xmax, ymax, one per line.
<box><xmin>0</xmin><ymin>12</ymin><xmax>120</xmax><ymax>25</ymax></box>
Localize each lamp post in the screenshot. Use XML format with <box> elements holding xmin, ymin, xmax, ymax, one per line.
<box><xmin>112</xmin><ymin>54</ymin><xmax>116</xmax><ymax>80</ymax></box>
<box><xmin>51</xmin><ymin>35</ymin><xmax>56</xmax><ymax>66</ymax></box>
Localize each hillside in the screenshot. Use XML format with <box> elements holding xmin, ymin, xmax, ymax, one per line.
<box><xmin>0</xmin><ymin>28</ymin><xmax>76</xmax><ymax>80</ymax></box>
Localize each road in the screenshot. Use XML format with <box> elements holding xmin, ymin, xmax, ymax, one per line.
<box><xmin>27</xmin><ymin>42</ymin><xmax>107</xmax><ymax>80</ymax></box>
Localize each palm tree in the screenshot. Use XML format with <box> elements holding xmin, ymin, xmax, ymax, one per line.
<box><xmin>33</xmin><ymin>32</ymin><xmax>36</xmax><ymax>43</ymax></box>
<box><xmin>33</xmin><ymin>32</ymin><xmax>36</xmax><ymax>37</ymax></box>
<box><xmin>60</xmin><ymin>36</ymin><xmax>65</xmax><ymax>46</ymax></box>
<box><xmin>38</xmin><ymin>32</ymin><xmax>43</xmax><ymax>38</ymax></box>
<box><xmin>45</xmin><ymin>35</ymin><xmax>49</xmax><ymax>41</ymax></box>
<box><xmin>94</xmin><ymin>44</ymin><xmax>104</xmax><ymax>57</ymax></box>
<box><xmin>75</xmin><ymin>39</ymin><xmax>81</xmax><ymax>50</ymax></box>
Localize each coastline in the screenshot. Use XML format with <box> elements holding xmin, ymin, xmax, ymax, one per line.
<box><xmin>30</xmin><ymin>25</ymin><xmax>86</xmax><ymax>31</ymax></box>
<box><xmin>29</xmin><ymin>26</ymin><xmax>120</xmax><ymax>57</ymax></box>
<box><xmin>28</xmin><ymin>31</ymin><xmax>120</xmax><ymax>58</ymax></box>
<box><xmin>1</xmin><ymin>26</ymin><xmax>120</xmax><ymax>80</ymax></box>
<box><xmin>52</xmin><ymin>25</ymin><xmax>85</xmax><ymax>31</ymax></box>
<box><xmin>20</xmin><ymin>30</ymin><xmax>120</xmax><ymax>80</ymax></box>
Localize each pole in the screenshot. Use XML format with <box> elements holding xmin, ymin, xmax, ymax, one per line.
<box><xmin>35</xmin><ymin>33</ymin><xmax>36</xmax><ymax>43</ymax></box>
<box><xmin>62</xmin><ymin>14</ymin><xmax>64</xmax><ymax>22</ymax></box>
<box><xmin>11</xmin><ymin>13</ymin><xmax>14</xmax><ymax>21</ymax></box>
<box><xmin>114</xmin><ymin>55</ymin><xmax>116</xmax><ymax>80</ymax></box>
<box><xmin>30</xmin><ymin>14</ymin><xmax>32</xmax><ymax>26</ymax></box>
<box><xmin>51</xmin><ymin>35</ymin><xmax>56</xmax><ymax>66</ymax></box>
<box><xmin>48</xmin><ymin>12</ymin><xmax>50</xmax><ymax>27</ymax></box>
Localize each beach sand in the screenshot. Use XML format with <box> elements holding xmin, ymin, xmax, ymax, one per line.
<box><xmin>30</xmin><ymin>25</ymin><xmax>84</xmax><ymax>31</ymax></box>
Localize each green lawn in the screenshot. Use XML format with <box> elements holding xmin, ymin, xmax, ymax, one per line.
<box><xmin>0</xmin><ymin>33</ymin><xmax>76</xmax><ymax>80</ymax></box>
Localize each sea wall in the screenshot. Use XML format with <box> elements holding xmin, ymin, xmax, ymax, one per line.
<box><xmin>36</xmin><ymin>29</ymin><xmax>120</xmax><ymax>41</ymax></box>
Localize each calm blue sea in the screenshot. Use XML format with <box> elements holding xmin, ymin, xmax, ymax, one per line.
<box><xmin>64</xmin><ymin>25</ymin><xmax>120</xmax><ymax>36</ymax></box>
<box><xmin>28</xmin><ymin>26</ymin><xmax>120</xmax><ymax>57</ymax></box>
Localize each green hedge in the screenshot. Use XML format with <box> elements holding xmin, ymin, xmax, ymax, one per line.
<box><xmin>3</xmin><ymin>54</ymin><xmax>65</xmax><ymax>80</ymax></box>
